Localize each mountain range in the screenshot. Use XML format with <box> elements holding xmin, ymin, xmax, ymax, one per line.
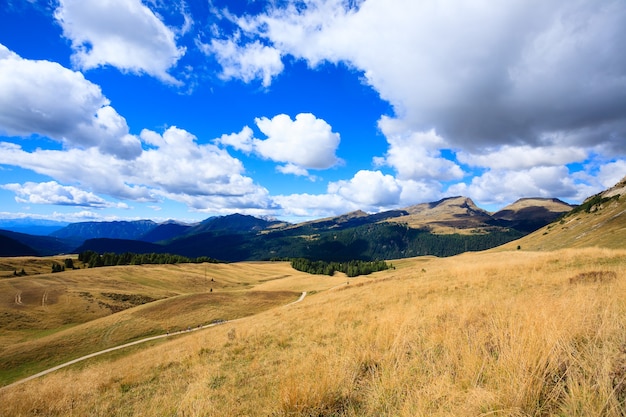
<box><xmin>0</xmin><ymin>193</ymin><xmax>580</xmax><ymax>260</ymax></box>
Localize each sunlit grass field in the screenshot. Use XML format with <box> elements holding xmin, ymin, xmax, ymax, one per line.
<box><xmin>1</xmin><ymin>248</ymin><xmax>624</xmax><ymax>416</ymax></box>
<box><xmin>0</xmin><ymin>260</ymin><xmax>347</xmax><ymax>386</ymax></box>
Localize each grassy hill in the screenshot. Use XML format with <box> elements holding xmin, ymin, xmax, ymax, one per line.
<box><xmin>1</xmin><ymin>248</ymin><xmax>625</xmax><ymax>416</ymax></box>
<box><xmin>498</xmin><ymin>177</ymin><xmax>626</xmax><ymax>251</ymax></box>
<box><xmin>0</xmin><ymin>260</ymin><xmax>347</xmax><ymax>386</ymax></box>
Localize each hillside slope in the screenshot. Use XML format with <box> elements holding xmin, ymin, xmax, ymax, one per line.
<box><xmin>500</xmin><ymin>177</ymin><xmax>626</xmax><ymax>251</ymax></box>
<box><xmin>1</xmin><ymin>248</ymin><xmax>624</xmax><ymax>416</ymax></box>
<box><xmin>0</xmin><ymin>229</ymin><xmax>74</xmax><ymax>256</ymax></box>
<box><xmin>0</xmin><ymin>234</ymin><xmax>38</xmax><ymax>257</ymax></box>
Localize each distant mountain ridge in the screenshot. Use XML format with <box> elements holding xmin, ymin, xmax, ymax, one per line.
<box><xmin>139</xmin><ymin>222</ymin><xmax>192</xmax><ymax>243</ymax></box>
<box><xmin>0</xmin><ymin>219</ymin><xmax>68</xmax><ymax>236</ymax></box>
<box><xmin>50</xmin><ymin>220</ymin><xmax>158</xmax><ymax>241</ymax></box>
<box><xmin>0</xmin><ymin>193</ymin><xmax>586</xmax><ymax>259</ymax></box>
<box><xmin>185</xmin><ymin>213</ymin><xmax>284</xmax><ymax>235</ymax></box>
<box><xmin>0</xmin><ymin>234</ymin><xmax>39</xmax><ymax>257</ymax></box>
<box><xmin>0</xmin><ymin>229</ymin><xmax>75</xmax><ymax>256</ymax></box>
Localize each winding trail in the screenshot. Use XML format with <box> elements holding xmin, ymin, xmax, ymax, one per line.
<box><xmin>285</xmin><ymin>290</ymin><xmax>307</xmax><ymax>306</ymax></box>
<box><xmin>1</xmin><ymin>291</ymin><xmax>307</xmax><ymax>391</ymax></box>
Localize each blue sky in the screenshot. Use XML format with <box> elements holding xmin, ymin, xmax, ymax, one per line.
<box><xmin>1</xmin><ymin>0</ymin><xmax>625</xmax><ymax>224</ymax></box>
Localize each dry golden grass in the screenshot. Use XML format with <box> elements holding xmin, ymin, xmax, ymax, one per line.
<box><xmin>0</xmin><ymin>255</ymin><xmax>84</xmax><ymax>278</ymax></box>
<box><xmin>1</xmin><ymin>248</ymin><xmax>624</xmax><ymax>416</ymax></box>
<box><xmin>0</xmin><ymin>261</ymin><xmax>336</xmax><ymax>385</ymax></box>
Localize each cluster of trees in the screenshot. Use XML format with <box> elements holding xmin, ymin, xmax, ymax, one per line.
<box><xmin>567</xmin><ymin>193</ymin><xmax>620</xmax><ymax>216</ymax></box>
<box><xmin>51</xmin><ymin>258</ymin><xmax>75</xmax><ymax>273</ymax></box>
<box><xmin>78</xmin><ymin>250</ymin><xmax>218</xmax><ymax>268</ymax></box>
<box><xmin>290</xmin><ymin>258</ymin><xmax>391</xmax><ymax>277</ymax></box>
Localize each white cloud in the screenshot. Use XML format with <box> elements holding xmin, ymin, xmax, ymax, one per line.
<box><xmin>396</xmin><ymin>179</ymin><xmax>443</xmax><ymax>207</ymax></box>
<box><xmin>374</xmin><ymin>122</ymin><xmax>464</xmax><ymax>181</ymax></box>
<box><xmin>54</xmin><ymin>0</ymin><xmax>185</xmax><ymax>85</ymax></box>
<box><xmin>273</xmin><ymin>192</ymin><xmax>359</xmax><ymax>219</ymax></box>
<box><xmin>328</xmin><ymin>170</ymin><xmax>401</xmax><ymax>208</ymax></box>
<box><xmin>136</xmin><ymin>126</ymin><xmax>260</xmax><ymax>199</ymax></box>
<box><xmin>277</xmin><ymin>163</ymin><xmax>312</xmax><ymax>177</ymax></box>
<box><xmin>216</xmin><ymin>126</ymin><xmax>255</xmax><ymax>153</ymax></box>
<box><xmin>0</xmin><ymin>143</ymin><xmax>155</xmax><ymax>201</ymax></box>
<box><xmin>0</xmin><ymin>125</ymin><xmax>273</xmax><ymax>213</ymax></box>
<box><xmin>217</xmin><ymin>113</ymin><xmax>342</xmax><ymax>179</ymax></box>
<box><xmin>596</xmin><ymin>160</ymin><xmax>626</xmax><ymax>188</ymax></box>
<box><xmin>233</xmin><ymin>0</ymin><xmax>355</xmax><ymax>66</ymax></box>
<box><xmin>2</xmin><ymin>181</ymin><xmax>128</xmax><ymax>208</ymax></box>
<box><xmin>204</xmin><ymin>39</ymin><xmax>283</xmax><ymax>87</ymax></box>
<box><xmin>457</xmin><ymin>145</ymin><xmax>588</xmax><ymax>170</ymax></box>
<box><xmin>253</xmin><ymin>113</ymin><xmax>342</xmax><ymax>173</ymax></box>
<box><xmin>0</xmin><ymin>44</ymin><xmax>142</xmax><ymax>159</ymax></box>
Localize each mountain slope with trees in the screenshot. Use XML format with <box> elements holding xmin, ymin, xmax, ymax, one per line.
<box><xmin>0</xmin><ymin>229</ymin><xmax>74</xmax><ymax>256</ymax></box>
<box><xmin>50</xmin><ymin>220</ymin><xmax>158</xmax><ymax>241</ymax></box>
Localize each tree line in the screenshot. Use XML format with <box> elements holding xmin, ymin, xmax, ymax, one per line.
<box><xmin>290</xmin><ymin>258</ymin><xmax>391</xmax><ymax>277</ymax></box>
<box><xmin>78</xmin><ymin>250</ymin><xmax>218</xmax><ymax>268</ymax></box>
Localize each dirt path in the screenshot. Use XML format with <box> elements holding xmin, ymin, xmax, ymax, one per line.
<box><xmin>285</xmin><ymin>290</ymin><xmax>307</xmax><ymax>306</ymax></box>
<box><xmin>14</xmin><ymin>291</ymin><xmax>22</xmax><ymax>305</ymax></box>
<box><xmin>1</xmin><ymin>291</ymin><xmax>307</xmax><ymax>391</ymax></box>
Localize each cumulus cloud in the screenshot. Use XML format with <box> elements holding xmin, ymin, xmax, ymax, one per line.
<box><xmin>273</xmin><ymin>192</ymin><xmax>359</xmax><ymax>219</ymax></box>
<box><xmin>0</xmin><ymin>44</ymin><xmax>142</xmax><ymax>159</ymax></box>
<box><xmin>277</xmin><ymin>163</ymin><xmax>312</xmax><ymax>177</ymax></box>
<box><xmin>217</xmin><ymin>113</ymin><xmax>342</xmax><ymax>178</ymax></box>
<box><xmin>202</xmin><ymin>39</ymin><xmax>284</xmax><ymax>87</ymax></box>
<box><xmin>0</xmin><ymin>125</ymin><xmax>273</xmax><ymax>213</ymax></box>
<box><xmin>136</xmin><ymin>126</ymin><xmax>262</xmax><ymax>199</ymax></box>
<box><xmin>374</xmin><ymin>121</ymin><xmax>464</xmax><ymax>181</ymax></box>
<box><xmin>2</xmin><ymin>181</ymin><xmax>128</xmax><ymax>208</ymax></box>
<box><xmin>328</xmin><ymin>170</ymin><xmax>401</xmax><ymax>207</ymax></box>
<box><xmin>0</xmin><ymin>143</ymin><xmax>155</xmax><ymax>201</ymax></box>
<box><xmin>217</xmin><ymin>126</ymin><xmax>255</xmax><ymax>153</ymax></box>
<box><xmin>253</xmin><ymin>113</ymin><xmax>342</xmax><ymax>172</ymax></box>
<box><xmin>596</xmin><ymin>160</ymin><xmax>626</xmax><ymax>189</ymax></box>
<box><xmin>54</xmin><ymin>0</ymin><xmax>185</xmax><ymax>84</ymax></box>
<box><xmin>457</xmin><ymin>145</ymin><xmax>588</xmax><ymax>170</ymax></box>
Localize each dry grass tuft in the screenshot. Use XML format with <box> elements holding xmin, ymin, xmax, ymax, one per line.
<box><xmin>569</xmin><ymin>270</ymin><xmax>617</xmax><ymax>284</ymax></box>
